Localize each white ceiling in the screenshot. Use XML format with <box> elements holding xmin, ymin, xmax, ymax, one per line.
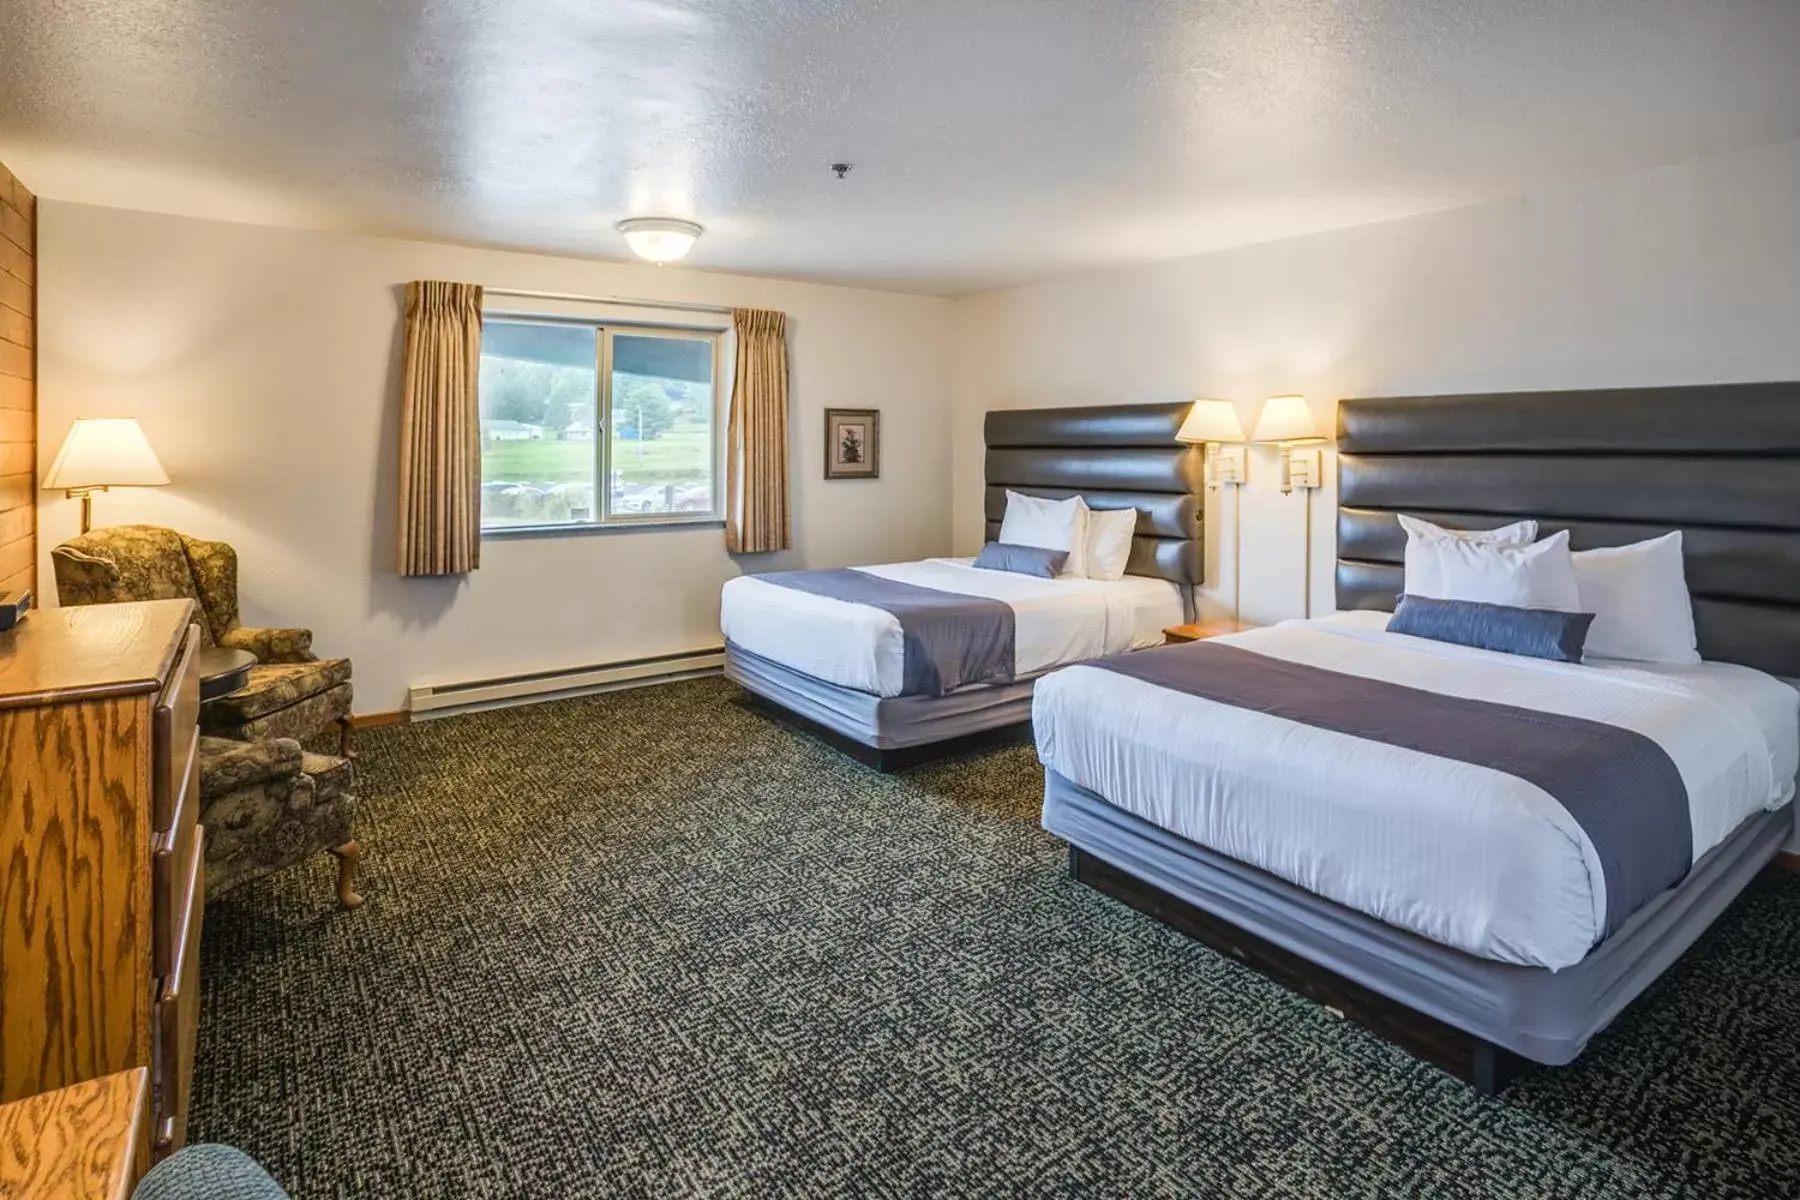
<box><xmin>2</xmin><ymin>0</ymin><xmax>1798</xmax><ymax>296</ymax></box>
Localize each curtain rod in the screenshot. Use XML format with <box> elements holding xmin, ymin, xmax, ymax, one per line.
<box><xmin>482</xmin><ymin>287</ymin><xmax>733</xmax><ymax>317</ymax></box>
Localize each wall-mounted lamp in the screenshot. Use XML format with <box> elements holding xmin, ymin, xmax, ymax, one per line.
<box><xmin>1177</xmin><ymin>399</ymin><xmax>1248</xmax><ymax>490</ymax></box>
<box><xmin>1249</xmin><ymin>394</ymin><xmax>1326</xmax><ymax>494</ymax></box>
<box><xmin>1177</xmin><ymin>399</ymin><xmax>1249</xmax><ymax>622</ymax></box>
<box><xmin>43</xmin><ymin>417</ymin><xmax>170</xmax><ymax>533</ymax></box>
<box><xmin>1250</xmin><ymin>395</ymin><xmax>1332</xmax><ymax>618</ymax></box>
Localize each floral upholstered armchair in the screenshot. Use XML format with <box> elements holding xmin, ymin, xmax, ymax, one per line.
<box><xmin>51</xmin><ymin>524</ymin><xmax>354</xmax><ymax>753</ymax></box>
<box><xmin>201</xmin><ymin>735</ymin><xmax>361</xmax><ymax>908</ymax></box>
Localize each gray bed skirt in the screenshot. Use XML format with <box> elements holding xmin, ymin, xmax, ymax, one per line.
<box><xmin>724</xmin><ymin>643</ymin><xmax>1035</xmax><ymax>750</ymax></box>
<box><xmin>1043</xmin><ymin>770</ymin><xmax>1793</xmax><ymax>1066</ymax></box>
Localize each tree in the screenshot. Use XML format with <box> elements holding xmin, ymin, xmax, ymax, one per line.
<box><xmin>612</xmin><ymin>375</ymin><xmax>676</xmax><ymax>441</ymax></box>
<box><xmin>480</xmin><ymin>359</ymin><xmax>593</xmax><ymax>433</ymax></box>
<box><xmin>664</xmin><ymin>379</ymin><xmax>708</xmax><ymax>423</ymax></box>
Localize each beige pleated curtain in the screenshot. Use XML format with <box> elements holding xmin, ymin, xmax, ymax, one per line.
<box><xmin>725</xmin><ymin>307</ymin><xmax>792</xmax><ymax>553</ymax></box>
<box><xmin>397</xmin><ymin>281</ymin><xmax>484</xmax><ymax>576</ymax></box>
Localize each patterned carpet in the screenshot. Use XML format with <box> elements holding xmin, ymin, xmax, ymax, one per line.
<box><xmin>192</xmin><ymin>676</ymin><xmax>1800</xmax><ymax>1199</ymax></box>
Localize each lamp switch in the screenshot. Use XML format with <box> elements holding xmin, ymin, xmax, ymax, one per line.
<box><xmin>1287</xmin><ymin>447</ymin><xmax>1324</xmax><ymax>490</ymax></box>
<box><xmin>1215</xmin><ymin>445</ymin><xmax>1247</xmax><ymax>486</ymax></box>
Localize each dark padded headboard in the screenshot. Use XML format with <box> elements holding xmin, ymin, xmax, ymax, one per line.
<box><xmin>1335</xmin><ymin>381</ymin><xmax>1800</xmax><ymax>678</ymax></box>
<box><xmin>983</xmin><ymin>403</ymin><xmax>1203</xmax><ymax>589</ymax></box>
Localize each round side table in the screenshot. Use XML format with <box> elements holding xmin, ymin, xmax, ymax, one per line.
<box><xmin>196</xmin><ymin>646</ymin><xmax>257</xmax><ymax>701</ymax></box>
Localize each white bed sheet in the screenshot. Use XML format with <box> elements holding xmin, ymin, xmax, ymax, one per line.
<box><xmin>720</xmin><ymin>558</ymin><xmax>1182</xmax><ymax>698</ymax></box>
<box><xmin>1034</xmin><ymin>611</ymin><xmax>1799</xmax><ymax>970</ymax></box>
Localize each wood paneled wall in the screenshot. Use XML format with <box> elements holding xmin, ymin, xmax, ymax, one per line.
<box><xmin>0</xmin><ymin>160</ymin><xmax>33</xmax><ymax>601</ymax></box>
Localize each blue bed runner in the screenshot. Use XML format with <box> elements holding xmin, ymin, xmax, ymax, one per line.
<box><xmin>1091</xmin><ymin>641</ymin><xmax>1693</xmax><ymax>938</ymax></box>
<box><xmin>758</xmin><ymin>568</ymin><xmax>1016</xmax><ymax>697</ymax></box>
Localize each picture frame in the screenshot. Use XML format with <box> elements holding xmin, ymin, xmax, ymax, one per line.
<box><xmin>824</xmin><ymin>408</ymin><xmax>880</xmax><ymax>479</ymax></box>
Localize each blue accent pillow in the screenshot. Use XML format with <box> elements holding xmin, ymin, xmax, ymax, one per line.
<box><xmin>1389</xmin><ymin>594</ymin><xmax>1596</xmax><ymax>663</ymax></box>
<box><xmin>972</xmin><ymin>542</ymin><xmax>1069</xmax><ymax>579</ymax></box>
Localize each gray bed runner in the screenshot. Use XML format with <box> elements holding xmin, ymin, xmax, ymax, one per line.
<box><xmin>758</xmin><ymin>568</ymin><xmax>1015</xmax><ymax>697</ymax></box>
<box><xmin>1091</xmin><ymin>642</ymin><xmax>1692</xmax><ymax>937</ymax></box>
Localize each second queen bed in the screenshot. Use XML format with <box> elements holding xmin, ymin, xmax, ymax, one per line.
<box><xmin>722</xmin><ymin>402</ymin><xmax>1204</xmax><ymax>769</ymax></box>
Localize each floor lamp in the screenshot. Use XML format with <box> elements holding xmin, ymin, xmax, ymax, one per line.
<box><xmin>1249</xmin><ymin>395</ymin><xmax>1327</xmax><ymax>619</ymax></box>
<box><xmin>1176</xmin><ymin>400</ymin><xmax>1248</xmax><ymax>623</ymax></box>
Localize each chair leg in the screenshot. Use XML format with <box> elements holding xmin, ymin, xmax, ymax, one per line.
<box><xmin>329</xmin><ymin>841</ymin><xmax>364</xmax><ymax>909</ymax></box>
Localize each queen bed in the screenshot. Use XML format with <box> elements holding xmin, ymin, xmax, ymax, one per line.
<box><xmin>723</xmin><ymin>403</ymin><xmax>1203</xmax><ymax>769</ymax></box>
<box><xmin>1038</xmin><ymin>381</ymin><xmax>1800</xmax><ymax>1092</ymax></box>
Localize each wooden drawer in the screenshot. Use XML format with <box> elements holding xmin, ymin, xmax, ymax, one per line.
<box><xmin>152</xmin><ymin>734</ymin><xmax>201</xmax><ymax>977</ymax></box>
<box><xmin>153</xmin><ymin>625</ymin><xmax>201</xmax><ymax>832</ymax></box>
<box><xmin>152</xmin><ymin>827</ymin><xmax>204</xmax><ymax>1159</ymax></box>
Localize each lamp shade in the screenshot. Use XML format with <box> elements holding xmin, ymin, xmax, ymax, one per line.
<box><xmin>43</xmin><ymin>418</ymin><xmax>170</xmax><ymax>490</ymax></box>
<box><xmin>1250</xmin><ymin>395</ymin><xmax>1323</xmax><ymax>443</ymax></box>
<box><xmin>1176</xmin><ymin>399</ymin><xmax>1246</xmax><ymax>444</ymax></box>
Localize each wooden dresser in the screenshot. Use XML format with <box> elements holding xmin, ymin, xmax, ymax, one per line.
<box><xmin>0</xmin><ymin>600</ymin><xmax>204</xmax><ymax>1169</ymax></box>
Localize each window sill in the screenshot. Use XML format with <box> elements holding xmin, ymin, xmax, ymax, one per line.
<box><xmin>482</xmin><ymin>518</ymin><xmax>726</xmax><ymax>540</ymax></box>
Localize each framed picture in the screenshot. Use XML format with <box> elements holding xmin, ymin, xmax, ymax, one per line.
<box><xmin>824</xmin><ymin>408</ymin><xmax>880</xmax><ymax>479</ymax></box>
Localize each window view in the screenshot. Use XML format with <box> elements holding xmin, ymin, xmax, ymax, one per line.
<box><xmin>609</xmin><ymin>332</ymin><xmax>716</xmax><ymax>517</ymax></box>
<box><xmin>479</xmin><ymin>319</ymin><xmax>719</xmax><ymax>530</ymax></box>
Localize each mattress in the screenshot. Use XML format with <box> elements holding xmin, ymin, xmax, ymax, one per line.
<box><xmin>721</xmin><ymin>557</ymin><xmax>1183</xmax><ymax>697</ymax></box>
<box><xmin>1033</xmin><ymin>611</ymin><xmax>1799</xmax><ymax>970</ymax></box>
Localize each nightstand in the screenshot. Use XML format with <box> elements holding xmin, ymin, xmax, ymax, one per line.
<box><xmin>1163</xmin><ymin>619</ymin><xmax>1258</xmax><ymax>644</ymax></box>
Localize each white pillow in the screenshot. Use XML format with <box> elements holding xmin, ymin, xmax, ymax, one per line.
<box><xmin>1573</xmin><ymin>532</ymin><xmax>1699</xmax><ymax>664</ymax></box>
<box><xmin>999</xmin><ymin>491</ymin><xmax>1088</xmax><ymax>578</ymax></box>
<box><xmin>1082</xmin><ymin>507</ymin><xmax>1137</xmax><ymax>581</ymax></box>
<box><xmin>1398</xmin><ymin>515</ymin><xmax>1538</xmax><ymax>599</ymax></box>
<box><xmin>1432</xmin><ymin>530</ymin><xmax>1582</xmax><ymax>611</ymax></box>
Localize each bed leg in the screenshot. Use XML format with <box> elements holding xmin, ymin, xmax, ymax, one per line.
<box><xmin>1469</xmin><ymin>1040</ymin><xmax>1514</xmax><ymax>1097</ymax></box>
<box><xmin>1067</xmin><ymin>846</ymin><xmax>1084</xmax><ymax>881</ymax></box>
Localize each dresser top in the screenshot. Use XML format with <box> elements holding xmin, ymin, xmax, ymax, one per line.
<box><xmin>0</xmin><ymin>600</ymin><xmax>193</xmax><ymax>710</ymax></box>
<box><xmin>0</xmin><ymin>1069</ymin><xmax>148</xmax><ymax>1200</ymax></box>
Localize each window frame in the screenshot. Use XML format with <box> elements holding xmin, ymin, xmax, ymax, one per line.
<box><xmin>477</xmin><ymin>312</ymin><xmax>729</xmax><ymax>537</ymax></box>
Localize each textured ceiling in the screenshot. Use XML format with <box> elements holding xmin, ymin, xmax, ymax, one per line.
<box><xmin>2</xmin><ymin>0</ymin><xmax>1798</xmax><ymax>295</ymax></box>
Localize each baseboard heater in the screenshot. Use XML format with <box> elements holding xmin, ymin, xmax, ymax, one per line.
<box><xmin>406</xmin><ymin>645</ymin><xmax>726</xmax><ymax>719</ymax></box>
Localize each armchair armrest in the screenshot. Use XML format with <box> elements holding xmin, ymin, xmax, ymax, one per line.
<box><xmin>49</xmin><ymin>544</ymin><xmax>122</xmax><ymax>606</ymax></box>
<box><xmin>199</xmin><ymin>736</ymin><xmax>306</xmax><ymax>795</ymax></box>
<box><xmin>219</xmin><ymin>625</ymin><xmax>317</xmax><ymax>663</ymax></box>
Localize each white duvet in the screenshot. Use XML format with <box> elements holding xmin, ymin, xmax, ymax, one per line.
<box><xmin>720</xmin><ymin>558</ymin><xmax>1182</xmax><ymax>698</ymax></box>
<box><xmin>1035</xmin><ymin>612</ymin><xmax>1800</xmax><ymax>969</ymax></box>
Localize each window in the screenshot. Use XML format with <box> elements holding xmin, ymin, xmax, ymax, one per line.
<box><xmin>478</xmin><ymin>317</ymin><xmax>724</xmax><ymax>531</ymax></box>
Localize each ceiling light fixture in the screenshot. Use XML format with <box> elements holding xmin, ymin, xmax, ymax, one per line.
<box><xmin>616</xmin><ymin>217</ymin><xmax>703</xmax><ymax>264</ymax></box>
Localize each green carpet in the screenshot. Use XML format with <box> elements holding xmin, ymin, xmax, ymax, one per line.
<box><xmin>191</xmin><ymin>677</ymin><xmax>1800</xmax><ymax>1198</ymax></box>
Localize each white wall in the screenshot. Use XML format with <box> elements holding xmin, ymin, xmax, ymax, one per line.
<box><xmin>950</xmin><ymin>137</ymin><xmax>1800</xmax><ymax>626</ymax></box>
<box><xmin>38</xmin><ymin>204</ymin><xmax>955</xmax><ymax>710</ymax></box>
<box><xmin>35</xmin><ymin>135</ymin><xmax>1800</xmax><ymax>717</ymax></box>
